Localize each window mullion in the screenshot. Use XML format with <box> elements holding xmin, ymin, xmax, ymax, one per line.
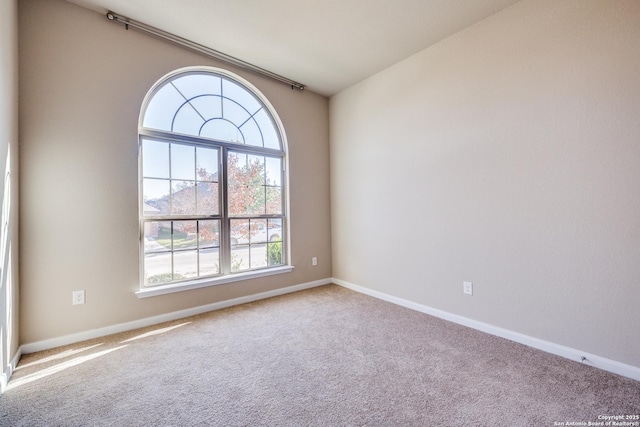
<box><xmin>221</xmin><ymin>146</ymin><xmax>231</xmax><ymax>275</ymax></box>
<box><xmin>193</xmin><ymin>146</ymin><xmax>198</xmax><ymax>218</ymax></box>
<box><xmin>196</xmin><ymin>220</ymin><xmax>200</xmax><ymax>277</ymax></box>
<box><xmin>168</xmin><ymin>143</ymin><xmax>173</xmax><ymax>215</ymax></box>
<box><xmin>170</xmin><ymin>221</ymin><xmax>175</xmax><ymax>281</ymax></box>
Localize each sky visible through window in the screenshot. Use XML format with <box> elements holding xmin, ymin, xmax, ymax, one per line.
<box><xmin>140</xmin><ymin>70</ymin><xmax>286</xmax><ymax>286</ymax></box>
<box><xmin>143</xmin><ymin>74</ymin><xmax>280</xmax><ymax>149</ymax></box>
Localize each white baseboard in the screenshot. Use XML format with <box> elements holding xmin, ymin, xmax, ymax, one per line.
<box><xmin>1</xmin><ymin>345</ymin><xmax>22</xmax><ymax>394</ymax></box>
<box><xmin>21</xmin><ymin>278</ymin><xmax>332</xmax><ymax>355</ymax></box>
<box><xmin>333</xmin><ymin>278</ymin><xmax>640</xmax><ymax>382</ymax></box>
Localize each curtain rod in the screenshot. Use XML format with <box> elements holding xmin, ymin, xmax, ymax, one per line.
<box><xmin>105</xmin><ymin>11</ymin><xmax>305</xmax><ymax>91</ymax></box>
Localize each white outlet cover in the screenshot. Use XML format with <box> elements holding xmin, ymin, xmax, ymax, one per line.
<box><xmin>72</xmin><ymin>290</ymin><xmax>85</xmax><ymax>305</ymax></box>
<box><xmin>463</xmin><ymin>281</ymin><xmax>473</xmax><ymax>295</ymax></box>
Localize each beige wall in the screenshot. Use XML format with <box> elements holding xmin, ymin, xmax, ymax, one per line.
<box><xmin>0</xmin><ymin>0</ymin><xmax>20</xmax><ymax>383</ymax></box>
<box><xmin>330</xmin><ymin>0</ymin><xmax>640</xmax><ymax>367</ymax></box>
<box><xmin>19</xmin><ymin>0</ymin><xmax>331</xmax><ymax>344</ymax></box>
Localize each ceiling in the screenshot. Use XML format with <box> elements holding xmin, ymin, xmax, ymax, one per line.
<box><xmin>66</xmin><ymin>0</ymin><xmax>522</xmax><ymax>96</ymax></box>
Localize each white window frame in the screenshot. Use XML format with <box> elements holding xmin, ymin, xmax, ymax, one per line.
<box><xmin>136</xmin><ymin>67</ymin><xmax>292</xmax><ymax>298</ymax></box>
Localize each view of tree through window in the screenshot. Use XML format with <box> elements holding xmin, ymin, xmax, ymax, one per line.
<box><xmin>140</xmin><ymin>69</ymin><xmax>286</xmax><ymax>286</ymax></box>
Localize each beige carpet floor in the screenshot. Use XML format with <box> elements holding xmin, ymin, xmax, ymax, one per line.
<box><xmin>1</xmin><ymin>284</ymin><xmax>639</xmax><ymax>426</ymax></box>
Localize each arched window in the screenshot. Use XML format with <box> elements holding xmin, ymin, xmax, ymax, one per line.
<box><xmin>139</xmin><ymin>67</ymin><xmax>289</xmax><ymax>292</ymax></box>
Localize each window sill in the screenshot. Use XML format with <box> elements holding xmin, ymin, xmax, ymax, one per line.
<box><xmin>135</xmin><ymin>265</ymin><xmax>295</xmax><ymax>299</ymax></box>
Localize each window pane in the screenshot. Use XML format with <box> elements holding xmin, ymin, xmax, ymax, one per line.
<box><xmin>223</xmin><ymin>98</ymin><xmax>250</xmax><ymax>128</ymax></box>
<box><xmin>142</xmin><ymin>139</ymin><xmax>169</xmax><ymax>179</ymax></box>
<box><xmin>250</xmin><ymin>244</ymin><xmax>267</xmax><ymax>269</ymax></box>
<box><xmin>239</xmin><ymin>117</ymin><xmax>263</xmax><ymax>147</ymax></box>
<box><xmin>249</xmin><ymin>185</ymin><xmax>266</xmax><ymax>215</ymax></box>
<box><xmin>268</xmin><ymin>219</ymin><xmax>283</xmax><ymax>242</ymax></box>
<box><xmin>190</xmin><ymin>96</ymin><xmax>222</xmax><ymax>123</ymax></box>
<box><xmin>171</xmin><ymin>144</ymin><xmax>195</xmax><ymax>180</ymax></box>
<box><xmin>142</xmin><ymin>84</ymin><xmax>185</xmax><ymax>131</ymax></box>
<box><xmin>172</xmin><ymin>74</ymin><xmax>222</xmax><ymax>100</ymax></box>
<box><xmin>228</xmin><ymin>152</ymin><xmax>246</xmax><ymax>186</ymax></box>
<box><xmin>250</xmin><ymin>219</ymin><xmax>267</xmax><ymax>243</ymax></box>
<box><xmin>265</xmin><ymin>157</ymin><xmax>281</xmax><ymax>186</ymax></box>
<box><xmin>196</xmin><ymin>147</ymin><xmax>218</xmax><ymax>181</ymax></box>
<box><xmin>199</xmin><ymin>248</ymin><xmax>220</xmax><ymax>276</ymax></box>
<box><xmin>231</xmin><ymin>246</ymin><xmax>249</xmax><ymax>272</ymax></box>
<box><xmin>266</xmin><ymin>187</ymin><xmax>282</xmax><ymax>215</ymax></box>
<box><xmin>174</xmin><ymin>250</ymin><xmax>198</xmax><ymax>280</ymax></box>
<box><xmin>228</xmin><ymin>151</ymin><xmax>265</xmax><ymax>215</ymax></box>
<box><xmin>143</xmin><ymin>179</ymin><xmax>170</xmax><ymax>215</ymax></box>
<box><xmin>199</xmin><ymin>220</ymin><xmax>219</xmax><ymax>248</ymax></box>
<box><xmin>254</xmin><ymin>108</ymin><xmax>280</xmax><ymax>150</ymax></box>
<box><xmin>173</xmin><ymin>221</ymin><xmax>197</xmax><ymax>250</ymax></box>
<box><xmin>200</xmin><ymin>119</ymin><xmax>242</xmax><ymax>143</ymax></box>
<box><xmin>172</xmin><ymin>102</ymin><xmax>205</xmax><ymax>136</ymax></box>
<box><xmin>230</xmin><ymin>219</ymin><xmax>250</xmax><ymax>245</ymax></box>
<box><xmin>267</xmin><ymin>242</ymin><xmax>283</xmax><ymax>266</ymax></box>
<box><xmin>229</xmin><ymin>185</ymin><xmax>265</xmax><ymax>216</ymax></box>
<box><xmin>171</xmin><ymin>181</ymin><xmax>196</xmax><ymax>215</ymax></box>
<box><xmin>144</xmin><ymin>252</ymin><xmax>172</xmax><ymax>285</ymax></box>
<box><xmin>196</xmin><ymin>182</ymin><xmax>219</xmax><ymax>215</ymax></box>
<box><xmin>247</xmin><ymin>155</ymin><xmax>265</xmax><ymax>185</ymax></box>
<box><xmin>144</xmin><ymin>221</ymin><xmax>172</xmax><ymax>252</ymax></box>
<box><xmin>228</xmin><ymin>189</ymin><xmax>247</xmax><ymax>214</ymax></box>
<box><xmin>222</xmin><ymin>79</ymin><xmax>261</xmax><ymax>114</ymax></box>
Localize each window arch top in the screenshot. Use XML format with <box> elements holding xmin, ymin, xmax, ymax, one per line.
<box><xmin>141</xmin><ymin>70</ymin><xmax>282</xmax><ymax>150</ymax></box>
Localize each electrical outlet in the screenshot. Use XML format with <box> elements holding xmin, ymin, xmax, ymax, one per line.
<box><xmin>312</xmin><ymin>257</ymin><xmax>318</xmax><ymax>266</ymax></box>
<box><xmin>72</xmin><ymin>290</ymin><xmax>85</xmax><ymax>305</ymax></box>
<box><xmin>463</xmin><ymin>281</ymin><xmax>473</xmax><ymax>295</ymax></box>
